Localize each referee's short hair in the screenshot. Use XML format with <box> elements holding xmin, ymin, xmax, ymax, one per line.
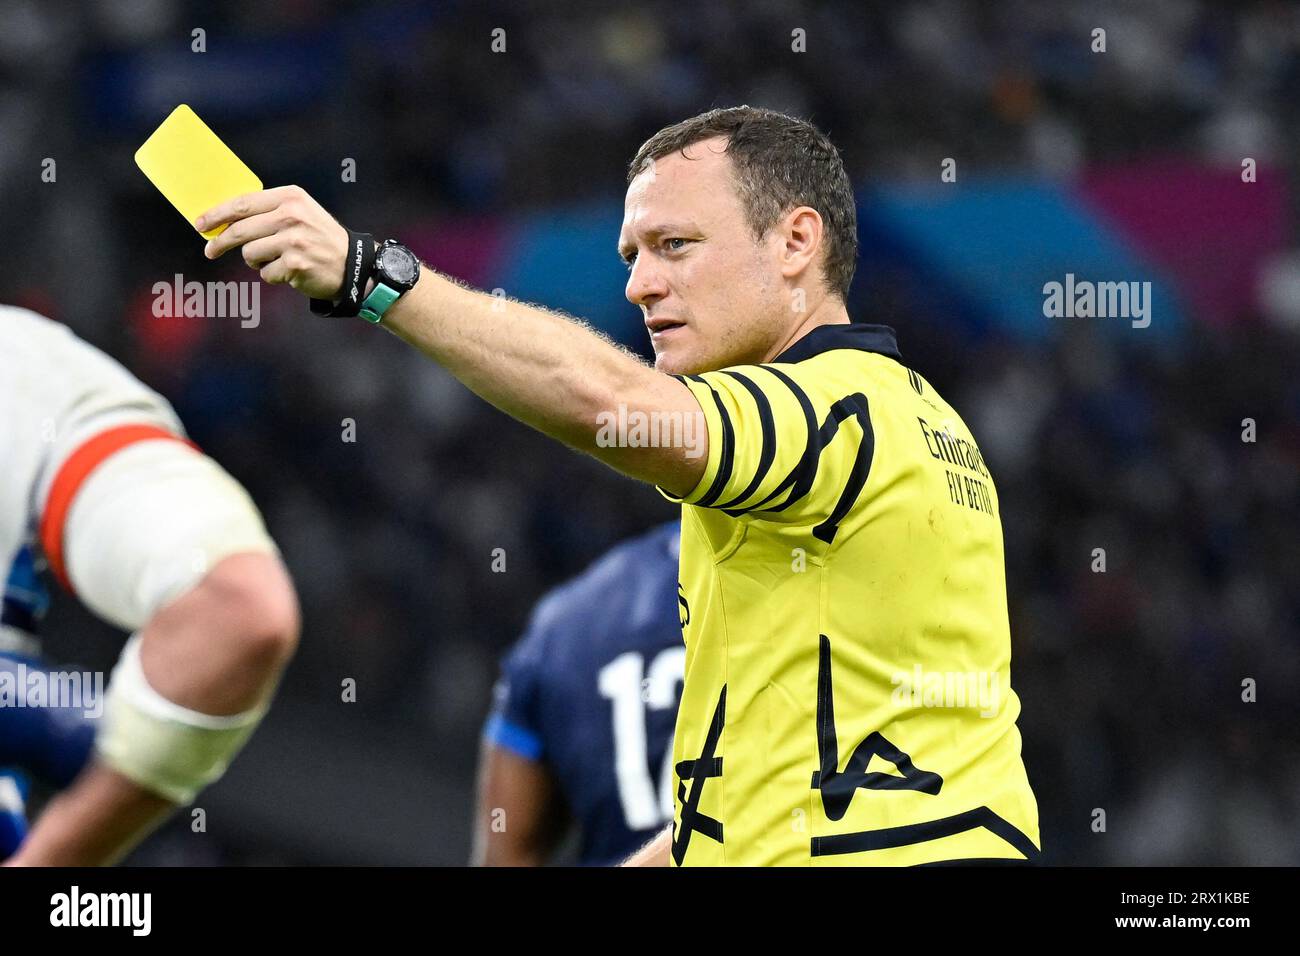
<box><xmin>628</xmin><ymin>106</ymin><xmax>858</xmax><ymax>302</ymax></box>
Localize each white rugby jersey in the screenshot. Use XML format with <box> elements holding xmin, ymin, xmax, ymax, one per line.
<box><xmin>0</xmin><ymin>305</ymin><xmax>185</xmax><ymax>580</ymax></box>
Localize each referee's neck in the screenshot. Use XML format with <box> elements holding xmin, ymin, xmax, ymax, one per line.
<box><xmin>761</xmin><ymin>298</ymin><xmax>852</xmax><ymax>364</ymax></box>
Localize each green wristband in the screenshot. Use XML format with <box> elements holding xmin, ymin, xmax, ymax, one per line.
<box><xmin>359</xmin><ymin>283</ymin><xmax>401</xmax><ymax>324</ymax></box>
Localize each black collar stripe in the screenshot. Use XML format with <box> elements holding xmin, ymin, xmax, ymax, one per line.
<box><xmin>773</xmin><ymin>323</ymin><xmax>902</xmax><ymax>365</ymax></box>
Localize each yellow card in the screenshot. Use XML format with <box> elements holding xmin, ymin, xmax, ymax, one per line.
<box><xmin>134</xmin><ymin>104</ymin><xmax>262</xmax><ymax>240</ymax></box>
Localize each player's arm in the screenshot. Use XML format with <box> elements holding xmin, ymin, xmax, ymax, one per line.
<box><xmin>621</xmin><ymin>825</ymin><xmax>671</xmax><ymax>866</ymax></box>
<box><xmin>196</xmin><ymin>188</ymin><xmax>707</xmax><ymax>497</ymax></box>
<box><xmin>473</xmin><ymin>632</ymin><xmax>567</xmax><ymax>865</ymax></box>
<box><xmin>9</xmin><ymin>552</ymin><xmax>298</xmax><ymax>867</ymax></box>
<box><xmin>471</xmin><ymin>741</ymin><xmax>566</xmax><ymax>866</ymax></box>
<box><xmin>7</xmin><ymin>439</ymin><xmax>299</xmax><ymax>867</ymax></box>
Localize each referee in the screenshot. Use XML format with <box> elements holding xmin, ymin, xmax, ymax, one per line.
<box><xmin>200</xmin><ymin>106</ymin><xmax>1040</xmax><ymax>866</ymax></box>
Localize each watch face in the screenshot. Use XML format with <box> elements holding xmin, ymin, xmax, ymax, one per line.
<box><xmin>379</xmin><ymin>245</ymin><xmax>420</xmax><ymax>286</ymax></box>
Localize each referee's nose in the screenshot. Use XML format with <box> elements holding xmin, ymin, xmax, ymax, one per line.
<box><xmin>625</xmin><ymin>254</ymin><xmax>668</xmax><ymax>308</ymax></box>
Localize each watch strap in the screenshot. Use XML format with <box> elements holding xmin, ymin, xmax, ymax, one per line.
<box><xmin>358</xmin><ymin>283</ymin><xmax>402</xmax><ymax>324</ymax></box>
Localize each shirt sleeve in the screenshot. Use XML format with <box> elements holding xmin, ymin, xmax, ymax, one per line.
<box><xmin>659</xmin><ymin>361</ymin><xmax>877</xmax><ymax>543</ymax></box>
<box><xmin>482</xmin><ymin>629</ymin><xmax>547</xmax><ymax>762</ymax></box>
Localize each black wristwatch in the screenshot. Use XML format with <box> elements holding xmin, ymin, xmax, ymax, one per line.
<box><xmin>358</xmin><ymin>240</ymin><xmax>421</xmax><ymax>323</ymax></box>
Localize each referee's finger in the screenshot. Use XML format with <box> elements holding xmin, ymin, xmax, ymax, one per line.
<box><xmin>258</xmin><ymin>257</ymin><xmax>290</xmax><ymax>285</ymax></box>
<box><xmin>195</xmin><ymin>188</ymin><xmax>285</xmax><ymax>234</ymax></box>
<box><xmin>240</xmin><ymin>235</ymin><xmax>284</xmax><ymax>270</ymax></box>
<box><xmin>204</xmin><ymin>209</ymin><xmax>282</xmax><ymax>260</ymax></box>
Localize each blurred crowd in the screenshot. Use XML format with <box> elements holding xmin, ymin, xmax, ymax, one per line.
<box><xmin>1</xmin><ymin>0</ymin><xmax>1297</xmax><ymax>864</ymax></box>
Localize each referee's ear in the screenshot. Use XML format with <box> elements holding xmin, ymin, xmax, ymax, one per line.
<box><xmin>776</xmin><ymin>205</ymin><xmax>827</xmax><ymax>288</ymax></box>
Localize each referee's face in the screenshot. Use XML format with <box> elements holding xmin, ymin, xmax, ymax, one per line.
<box><xmin>620</xmin><ymin>137</ymin><xmax>790</xmax><ymax>376</ymax></box>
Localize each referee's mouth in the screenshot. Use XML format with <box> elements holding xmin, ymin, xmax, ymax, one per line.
<box><xmin>646</xmin><ymin>316</ymin><xmax>688</xmax><ymax>343</ymax></box>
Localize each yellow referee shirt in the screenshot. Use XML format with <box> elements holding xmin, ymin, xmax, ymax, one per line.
<box><xmin>660</xmin><ymin>323</ymin><xmax>1039</xmax><ymax>866</ymax></box>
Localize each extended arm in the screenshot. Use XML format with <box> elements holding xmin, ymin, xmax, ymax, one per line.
<box><xmin>197</xmin><ymin>187</ymin><xmax>707</xmax><ymax>496</ymax></box>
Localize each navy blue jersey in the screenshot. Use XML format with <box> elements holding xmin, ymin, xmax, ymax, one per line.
<box><xmin>1</xmin><ymin>545</ymin><xmax>95</xmax><ymax>859</ymax></box>
<box><xmin>484</xmin><ymin>521</ymin><xmax>684</xmax><ymax>865</ymax></box>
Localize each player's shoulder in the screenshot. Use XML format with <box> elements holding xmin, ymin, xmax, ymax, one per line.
<box><xmin>499</xmin><ymin>523</ymin><xmax>678</xmax><ymax>696</ymax></box>
<box><xmin>1</xmin><ymin>302</ymin><xmax>179</xmax><ymax>413</ymax></box>
<box><xmin>527</xmin><ymin>521</ymin><xmax>680</xmax><ymax>639</ymax></box>
<box><xmin>0</xmin><ymin>304</ymin><xmax>75</xmax><ymax>348</ymax></box>
<box><xmin>0</xmin><ymin>304</ymin><xmax>123</xmax><ymax>376</ymax></box>
<box><xmin>0</xmin><ymin>303</ymin><xmax>51</xmax><ymax>325</ymax></box>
